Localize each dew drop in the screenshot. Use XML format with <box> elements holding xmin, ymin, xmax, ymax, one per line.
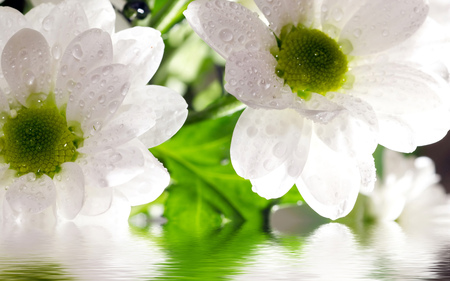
<box><xmin>66</xmin><ymin>80</ymin><xmax>75</xmax><ymax>92</ymax></box>
<box><xmin>52</xmin><ymin>44</ymin><xmax>62</xmax><ymax>60</ymax></box>
<box><xmin>88</xmin><ymin>91</ymin><xmax>95</xmax><ymax>99</ymax></box>
<box><xmin>98</xmin><ymin>95</ymin><xmax>106</xmax><ymax>104</ymax></box>
<box><xmin>219</xmin><ymin>29</ymin><xmax>233</xmax><ymax>42</ymax></box>
<box><xmin>246</xmin><ymin>126</ymin><xmax>258</xmax><ymax>137</ymax></box>
<box><xmin>331</xmin><ymin>8</ymin><xmax>343</xmax><ymax>21</ymax></box>
<box><xmin>263</xmin><ymin>159</ymin><xmax>275</xmax><ymax>171</ymax></box>
<box><xmin>23</xmin><ymin>70</ymin><xmax>35</xmax><ymax>87</ymax></box>
<box><xmin>79</xmin><ymin>67</ymin><xmax>87</xmax><ymax>75</ymax></box>
<box><xmin>262</xmin><ymin>7</ymin><xmax>271</xmax><ymax>16</ymax></box>
<box><xmin>102</xmin><ymin>65</ymin><xmax>113</xmax><ymax>76</ymax></box>
<box><xmin>353</xmin><ymin>28</ymin><xmax>362</xmax><ymax>38</ymax></box>
<box><xmin>71</xmin><ymin>44</ymin><xmax>83</xmax><ymax>60</ymax></box>
<box><xmin>91</xmin><ymin>74</ymin><xmax>100</xmax><ymax>84</ymax></box>
<box><xmin>273</xmin><ymin>142</ymin><xmax>287</xmax><ymax>158</ymax></box>
<box><xmin>108</xmin><ymin>101</ymin><xmax>119</xmax><ymax>113</ymax></box>
<box><xmin>79</xmin><ymin>100</ymin><xmax>85</xmax><ymax>108</ymax></box>
<box><xmin>42</xmin><ymin>15</ymin><xmax>54</xmax><ymax>31</ymax></box>
<box><xmin>382</xmin><ymin>29</ymin><xmax>389</xmax><ymax>37</ymax></box>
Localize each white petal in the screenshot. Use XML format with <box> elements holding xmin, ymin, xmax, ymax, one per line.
<box><xmin>339</xmin><ymin>0</ymin><xmax>428</xmax><ymax>55</ymax></box>
<box><xmin>38</xmin><ymin>1</ymin><xmax>90</xmax><ymax>55</ymax></box>
<box><xmin>357</xmin><ymin>153</ymin><xmax>376</xmax><ymax>194</ymax></box>
<box><xmin>231</xmin><ymin>107</ymin><xmax>308</xmax><ymax>179</ymax></box>
<box><xmin>399</xmin><ymin>107</ymin><xmax>450</xmax><ymax>148</ymax></box>
<box><xmin>5</xmin><ymin>173</ymin><xmax>56</xmax><ymax>214</ymax></box>
<box><xmin>297</xmin><ymin>132</ymin><xmax>360</xmax><ymax>220</ymax></box>
<box><xmin>224</xmin><ymin>50</ymin><xmax>294</xmax><ymax>109</ymax></box>
<box><xmin>116</xmin><ymin>143</ymin><xmax>170</xmax><ymax>206</ymax></box>
<box><xmin>80</xmin><ymin>141</ymin><xmax>146</xmax><ymax>188</ymax></box>
<box><xmin>251</xmin><ymin>119</ymin><xmax>312</xmax><ymax>199</ymax></box>
<box><xmin>80</xmin><ymin>184</ymin><xmax>112</xmax><ymax>216</ymax></box>
<box><xmin>65</xmin><ymin>64</ymin><xmax>131</xmax><ymax>133</ymax></box>
<box><xmin>254</xmin><ymin>0</ymin><xmax>316</xmax><ymax>36</ymax></box>
<box><xmin>136</xmin><ymin>86</ymin><xmax>188</xmax><ymax>148</ymax></box>
<box><xmin>183</xmin><ymin>0</ymin><xmax>277</xmax><ymax>59</ymax></box>
<box><xmin>350</xmin><ymin>63</ymin><xmax>443</xmax><ymax>115</ymax></box>
<box><xmin>321</xmin><ymin>0</ymin><xmax>365</xmax><ymax>38</ymax></box>
<box><xmin>79</xmin><ymin>0</ymin><xmax>116</xmax><ymax>34</ymax></box>
<box><xmin>25</xmin><ymin>3</ymin><xmax>55</xmax><ymax>32</ymax></box>
<box><xmin>300</xmin><ymin>92</ymin><xmax>378</xmax><ymax>156</ymax></box>
<box><xmin>80</xmin><ymin>102</ymin><xmax>157</xmax><ymax>154</ymax></box>
<box><xmin>0</xmin><ymin>7</ymin><xmax>29</xmax><ymax>92</ymax></box>
<box><xmin>55</xmin><ymin>28</ymin><xmax>113</xmax><ymax>108</ymax></box>
<box><xmin>1</xmin><ymin>28</ymin><xmax>51</xmax><ymax>106</ymax></box>
<box><xmin>54</xmin><ymin>162</ymin><xmax>85</xmax><ymax>220</ymax></box>
<box><xmin>377</xmin><ymin>113</ymin><xmax>416</xmax><ymax>153</ymax></box>
<box><xmin>0</xmin><ymin>7</ymin><xmax>29</xmax><ymax>52</ymax></box>
<box><xmin>113</xmin><ymin>27</ymin><xmax>164</xmax><ymax>86</ymax></box>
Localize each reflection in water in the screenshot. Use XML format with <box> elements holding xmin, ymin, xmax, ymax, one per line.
<box><xmin>0</xmin><ymin>206</ymin><xmax>449</xmax><ymax>280</ymax></box>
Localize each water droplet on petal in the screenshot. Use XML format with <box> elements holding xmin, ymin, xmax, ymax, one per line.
<box><xmin>98</xmin><ymin>95</ymin><xmax>106</xmax><ymax>104</ymax></box>
<box><xmin>71</xmin><ymin>44</ymin><xmax>83</xmax><ymax>60</ymax></box>
<box><xmin>332</xmin><ymin>8</ymin><xmax>343</xmax><ymax>21</ymax></box>
<box><xmin>108</xmin><ymin>101</ymin><xmax>119</xmax><ymax>113</ymax></box>
<box><xmin>52</xmin><ymin>44</ymin><xmax>61</xmax><ymax>60</ymax></box>
<box><xmin>273</xmin><ymin>142</ymin><xmax>287</xmax><ymax>158</ymax></box>
<box><xmin>42</xmin><ymin>15</ymin><xmax>54</xmax><ymax>31</ymax></box>
<box><xmin>219</xmin><ymin>29</ymin><xmax>233</xmax><ymax>42</ymax></box>
<box><xmin>353</xmin><ymin>28</ymin><xmax>362</xmax><ymax>38</ymax></box>
<box><xmin>23</xmin><ymin>70</ymin><xmax>35</xmax><ymax>87</ymax></box>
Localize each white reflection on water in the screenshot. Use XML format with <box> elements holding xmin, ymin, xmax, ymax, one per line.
<box><xmin>0</xmin><ymin>204</ymin><xmax>449</xmax><ymax>280</ymax></box>
<box><xmin>235</xmin><ymin>205</ymin><xmax>450</xmax><ymax>281</ymax></box>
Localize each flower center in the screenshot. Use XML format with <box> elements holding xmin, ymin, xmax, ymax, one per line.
<box><xmin>0</xmin><ymin>102</ymin><xmax>80</xmax><ymax>177</ymax></box>
<box><xmin>275</xmin><ymin>26</ymin><xmax>348</xmax><ymax>98</ymax></box>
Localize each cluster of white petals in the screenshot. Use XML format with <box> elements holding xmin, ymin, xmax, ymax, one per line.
<box><xmin>367</xmin><ymin>149</ymin><xmax>450</xmax><ymax>223</ymax></box>
<box><xmin>0</xmin><ymin>0</ymin><xmax>188</xmax><ymax>224</ymax></box>
<box><xmin>184</xmin><ymin>0</ymin><xmax>450</xmax><ymax>219</ymax></box>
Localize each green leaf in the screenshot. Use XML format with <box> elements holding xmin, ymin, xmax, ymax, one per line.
<box><xmin>151</xmin><ymin>111</ymin><xmax>273</xmax><ymax>231</ymax></box>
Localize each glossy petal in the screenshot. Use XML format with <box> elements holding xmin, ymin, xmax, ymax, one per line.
<box><xmin>376</xmin><ymin>113</ymin><xmax>416</xmax><ymax>153</ymax></box>
<box><xmin>55</xmin><ymin>28</ymin><xmax>113</xmax><ymax>108</ymax></box>
<box><xmin>65</xmin><ymin>64</ymin><xmax>131</xmax><ymax>133</ymax></box>
<box><xmin>5</xmin><ymin>173</ymin><xmax>56</xmax><ymax>214</ymax></box>
<box><xmin>297</xmin><ymin>132</ymin><xmax>360</xmax><ymax>220</ymax></box>
<box><xmin>116</xmin><ymin>143</ymin><xmax>170</xmax><ymax>206</ymax></box>
<box><xmin>224</xmin><ymin>50</ymin><xmax>293</xmax><ymax>109</ymax></box>
<box><xmin>80</xmin><ymin>141</ymin><xmax>146</xmax><ymax>188</ymax></box>
<box><xmin>113</xmin><ymin>27</ymin><xmax>164</xmax><ymax>86</ymax></box>
<box><xmin>54</xmin><ymin>162</ymin><xmax>85</xmax><ymax>220</ymax></box>
<box><xmin>250</xmin><ymin>119</ymin><xmax>312</xmax><ymax>199</ymax></box>
<box><xmin>37</xmin><ymin>1</ymin><xmax>89</xmax><ymax>54</ymax></box>
<box><xmin>231</xmin><ymin>107</ymin><xmax>307</xmax><ymax>179</ymax></box>
<box><xmin>183</xmin><ymin>0</ymin><xmax>276</xmax><ymax>59</ymax></box>
<box><xmin>80</xmin><ymin>100</ymin><xmax>157</xmax><ymax>154</ymax></box>
<box><xmin>0</xmin><ymin>7</ymin><xmax>29</xmax><ymax>53</ymax></box>
<box><xmin>350</xmin><ymin>63</ymin><xmax>443</xmax><ymax>115</ymax></box>
<box><xmin>321</xmin><ymin>0</ymin><xmax>365</xmax><ymax>39</ymax></box>
<box><xmin>254</xmin><ymin>0</ymin><xmax>316</xmax><ymax>36</ymax></box>
<box><xmin>25</xmin><ymin>3</ymin><xmax>55</xmax><ymax>33</ymax></box>
<box><xmin>339</xmin><ymin>0</ymin><xmax>428</xmax><ymax>55</ymax></box>
<box><xmin>136</xmin><ymin>86</ymin><xmax>188</xmax><ymax>148</ymax></box>
<box><xmin>80</xmin><ymin>184</ymin><xmax>113</xmax><ymax>216</ymax></box>
<box><xmin>1</xmin><ymin>28</ymin><xmax>51</xmax><ymax>106</ymax></box>
<box><xmin>311</xmin><ymin>92</ymin><xmax>378</xmax><ymax>155</ymax></box>
<box><xmin>79</xmin><ymin>0</ymin><xmax>116</xmax><ymax>35</ymax></box>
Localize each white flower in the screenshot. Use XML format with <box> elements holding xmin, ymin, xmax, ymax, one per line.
<box><xmin>0</xmin><ymin>0</ymin><xmax>188</xmax><ymax>224</ymax></box>
<box><xmin>366</xmin><ymin>149</ymin><xmax>450</xmax><ymax>223</ymax></box>
<box><xmin>184</xmin><ymin>0</ymin><xmax>450</xmax><ymax>219</ymax></box>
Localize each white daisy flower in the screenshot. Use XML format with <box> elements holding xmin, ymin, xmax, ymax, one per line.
<box><xmin>184</xmin><ymin>0</ymin><xmax>450</xmax><ymax>219</ymax></box>
<box><xmin>0</xmin><ymin>0</ymin><xmax>188</xmax><ymax>224</ymax></box>
<box><xmin>367</xmin><ymin>149</ymin><xmax>450</xmax><ymax>223</ymax></box>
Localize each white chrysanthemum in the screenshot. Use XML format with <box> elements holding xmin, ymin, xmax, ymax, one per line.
<box><xmin>184</xmin><ymin>0</ymin><xmax>450</xmax><ymax>219</ymax></box>
<box><xmin>367</xmin><ymin>149</ymin><xmax>450</xmax><ymax>222</ymax></box>
<box><xmin>0</xmin><ymin>0</ymin><xmax>188</xmax><ymax>224</ymax></box>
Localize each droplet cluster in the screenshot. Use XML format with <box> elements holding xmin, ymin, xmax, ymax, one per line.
<box><xmin>1</xmin><ymin>107</ymin><xmax>77</xmax><ymax>176</ymax></box>
<box><xmin>275</xmin><ymin>26</ymin><xmax>348</xmax><ymax>95</ymax></box>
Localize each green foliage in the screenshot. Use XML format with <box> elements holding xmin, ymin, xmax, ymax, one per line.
<box><xmin>151</xmin><ymin>111</ymin><xmax>275</xmax><ymax>232</ymax></box>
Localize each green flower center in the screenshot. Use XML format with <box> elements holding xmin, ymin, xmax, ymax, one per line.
<box><xmin>275</xmin><ymin>26</ymin><xmax>348</xmax><ymax>98</ymax></box>
<box><xmin>0</xmin><ymin>97</ymin><xmax>81</xmax><ymax>178</ymax></box>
